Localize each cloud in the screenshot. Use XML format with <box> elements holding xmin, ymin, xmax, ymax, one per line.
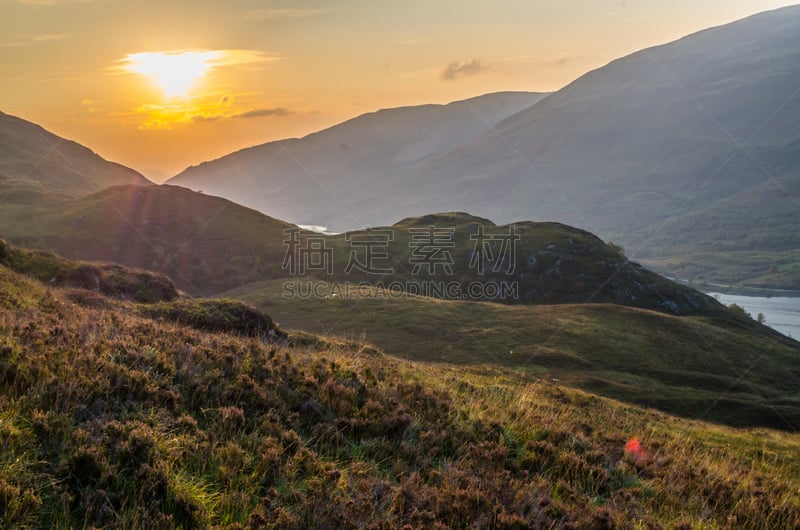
<box><xmin>440</xmin><ymin>59</ymin><xmax>494</xmax><ymax>81</ymax></box>
<box><xmin>240</xmin><ymin>7</ymin><xmax>332</xmax><ymax>20</ymax></box>
<box><xmin>3</xmin><ymin>33</ymin><xmax>69</xmax><ymax>47</ymax></box>
<box><xmin>81</xmin><ymin>98</ymin><xmax>99</xmax><ymax>112</ymax></box>
<box><xmin>191</xmin><ymin>107</ymin><xmax>291</xmax><ymax>122</ymax></box>
<box><xmin>235</xmin><ymin>107</ymin><xmax>290</xmax><ymax>119</ymax></box>
<box><xmin>113</xmin><ymin>49</ymin><xmax>280</xmax><ymax>97</ymax></box>
<box><xmin>116</xmin><ymin>49</ymin><xmax>278</xmax><ymax>75</ymax></box>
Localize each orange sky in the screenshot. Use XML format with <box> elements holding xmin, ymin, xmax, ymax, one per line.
<box><xmin>1</xmin><ymin>0</ymin><xmax>797</xmax><ymax>181</ymax></box>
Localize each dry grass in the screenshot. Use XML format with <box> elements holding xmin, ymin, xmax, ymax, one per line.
<box><xmin>224</xmin><ymin>279</ymin><xmax>800</xmax><ymax>430</ymax></box>
<box><xmin>2</xmin><ymin>263</ymin><xmax>800</xmax><ymax>528</ymax></box>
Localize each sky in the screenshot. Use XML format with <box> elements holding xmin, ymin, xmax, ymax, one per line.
<box><xmin>1</xmin><ymin>0</ymin><xmax>798</xmax><ymax>182</ymax></box>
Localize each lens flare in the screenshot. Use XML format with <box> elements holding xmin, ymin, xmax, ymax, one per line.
<box><xmin>624</xmin><ymin>437</ymin><xmax>645</xmax><ymax>458</ymax></box>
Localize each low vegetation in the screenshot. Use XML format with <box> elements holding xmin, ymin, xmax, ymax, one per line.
<box><xmin>137</xmin><ymin>298</ymin><xmax>285</xmax><ymax>339</ymax></box>
<box><xmin>2</xmin><ymin>245</ymin><xmax>800</xmax><ymax>528</ymax></box>
<box><xmin>224</xmin><ymin>279</ymin><xmax>800</xmax><ymax>430</ymax></box>
<box><xmin>0</xmin><ymin>242</ymin><xmax>178</xmax><ymax>303</ymax></box>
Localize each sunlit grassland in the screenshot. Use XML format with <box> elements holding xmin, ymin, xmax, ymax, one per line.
<box><xmin>224</xmin><ymin>279</ymin><xmax>800</xmax><ymax>430</ymax></box>
<box><xmin>2</xmin><ymin>255</ymin><xmax>800</xmax><ymax>527</ymax></box>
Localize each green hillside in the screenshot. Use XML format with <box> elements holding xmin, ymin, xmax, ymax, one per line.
<box><xmin>0</xmin><ymin>190</ymin><xmax>727</xmax><ymax>319</ymax></box>
<box><xmin>2</xmin><ymin>246</ymin><xmax>800</xmax><ymax>528</ymax></box>
<box><xmin>223</xmin><ymin>279</ymin><xmax>800</xmax><ymax>430</ymax></box>
<box><xmin>0</xmin><ymin>184</ymin><xmax>292</xmax><ymax>295</ymax></box>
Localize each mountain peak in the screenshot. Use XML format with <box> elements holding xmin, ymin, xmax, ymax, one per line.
<box><xmin>0</xmin><ymin>112</ymin><xmax>150</xmax><ymax>196</ymax></box>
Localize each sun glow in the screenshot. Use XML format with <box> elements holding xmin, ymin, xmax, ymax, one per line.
<box><xmin>122</xmin><ymin>51</ymin><xmax>221</xmax><ymax>98</ymax></box>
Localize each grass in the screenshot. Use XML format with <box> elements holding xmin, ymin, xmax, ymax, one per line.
<box><xmin>640</xmin><ymin>249</ymin><xmax>800</xmax><ymax>293</ymax></box>
<box><xmin>0</xmin><ymin>184</ymin><xmax>292</xmax><ymax>295</ymax></box>
<box><xmin>2</xmin><ymin>260</ymin><xmax>800</xmax><ymax>528</ymax></box>
<box><xmin>136</xmin><ymin>298</ymin><xmax>285</xmax><ymax>339</ymax></box>
<box><xmin>0</xmin><ymin>190</ymin><xmax>727</xmax><ymax>319</ymax></box>
<box><xmin>223</xmin><ymin>279</ymin><xmax>800</xmax><ymax>430</ymax></box>
<box><xmin>0</xmin><ymin>243</ymin><xmax>179</xmax><ymax>303</ymax></box>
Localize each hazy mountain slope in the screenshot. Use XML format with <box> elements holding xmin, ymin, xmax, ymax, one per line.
<box><xmin>635</xmin><ymin>170</ymin><xmax>800</xmax><ymax>287</ymax></box>
<box><xmin>382</xmin><ymin>6</ymin><xmax>800</xmax><ymax>233</ymax></box>
<box><xmin>168</xmin><ymin>92</ymin><xmax>548</xmax><ymax>227</ymax></box>
<box><xmin>0</xmin><ymin>111</ymin><xmax>150</xmax><ymax>196</ymax></box>
<box><xmin>0</xmin><ymin>184</ymin><xmax>293</xmax><ymax>294</ymax></box>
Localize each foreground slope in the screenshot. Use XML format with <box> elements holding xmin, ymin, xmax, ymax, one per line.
<box><xmin>0</xmin><ymin>111</ymin><xmax>150</xmax><ymax>196</ymax></box>
<box><xmin>2</xmin><ymin>252</ymin><xmax>800</xmax><ymax>528</ymax></box>
<box><xmin>224</xmin><ymin>278</ymin><xmax>800</xmax><ymax>430</ymax></box>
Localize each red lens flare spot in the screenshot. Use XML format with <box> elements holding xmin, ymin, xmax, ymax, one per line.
<box><xmin>624</xmin><ymin>437</ymin><xmax>644</xmax><ymax>458</ymax></box>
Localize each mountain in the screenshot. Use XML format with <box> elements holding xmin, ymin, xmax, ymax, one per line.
<box><xmin>318</xmin><ymin>212</ymin><xmax>726</xmax><ymax>317</ymax></box>
<box><xmin>168</xmin><ymin>91</ymin><xmax>548</xmax><ymax>228</ymax></box>
<box><xmin>413</xmin><ymin>5</ymin><xmax>800</xmax><ymax>286</ymax></box>
<box><xmin>3</xmin><ymin>246</ymin><xmax>800</xmax><ymax>527</ymax></box>
<box><xmin>0</xmin><ymin>184</ymin><xmax>728</xmax><ymax>318</ymax></box>
<box><xmin>168</xmin><ymin>7</ymin><xmax>800</xmax><ymax>288</ymax></box>
<box><xmin>0</xmin><ymin>111</ymin><xmax>150</xmax><ymax>196</ymax></box>
<box><xmin>0</xmin><ymin>184</ymin><xmax>293</xmax><ymax>294</ymax></box>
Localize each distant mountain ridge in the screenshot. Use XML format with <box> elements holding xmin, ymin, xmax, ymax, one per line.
<box><xmin>168</xmin><ymin>91</ymin><xmax>549</xmax><ymax>227</ymax></box>
<box><xmin>169</xmin><ymin>6</ymin><xmax>800</xmax><ymax>288</ymax></box>
<box><xmin>0</xmin><ymin>111</ymin><xmax>150</xmax><ymax>196</ymax></box>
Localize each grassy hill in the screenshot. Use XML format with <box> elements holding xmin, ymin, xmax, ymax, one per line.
<box><xmin>0</xmin><ymin>193</ymin><xmax>729</xmax><ymax>319</ymax></box>
<box><xmin>323</xmin><ymin>213</ymin><xmax>725</xmax><ymax>316</ymax></box>
<box><xmin>0</xmin><ymin>111</ymin><xmax>150</xmax><ymax>196</ymax></box>
<box><xmin>222</xmin><ymin>278</ymin><xmax>800</xmax><ymax>431</ymax></box>
<box><xmin>0</xmin><ymin>184</ymin><xmax>292</xmax><ymax>295</ymax></box>
<box><xmin>2</xmin><ymin>246</ymin><xmax>800</xmax><ymax>528</ymax></box>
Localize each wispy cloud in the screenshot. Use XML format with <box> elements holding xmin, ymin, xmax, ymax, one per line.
<box><xmin>235</xmin><ymin>107</ymin><xmax>290</xmax><ymax>119</ymax></box>
<box><xmin>3</xmin><ymin>33</ymin><xmax>69</xmax><ymax>47</ymax></box>
<box><xmin>440</xmin><ymin>59</ymin><xmax>494</xmax><ymax>81</ymax></box>
<box><xmin>128</xmin><ymin>98</ymin><xmax>294</xmax><ymax>130</ymax></box>
<box><xmin>115</xmin><ymin>49</ymin><xmax>278</xmax><ymax>75</ymax></box>
<box><xmin>240</xmin><ymin>7</ymin><xmax>333</xmax><ymax>20</ymax></box>
<box><xmin>190</xmin><ymin>107</ymin><xmax>291</xmax><ymax>122</ymax></box>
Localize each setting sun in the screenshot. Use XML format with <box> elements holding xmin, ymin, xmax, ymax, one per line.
<box><xmin>122</xmin><ymin>50</ymin><xmax>220</xmax><ymax>98</ymax></box>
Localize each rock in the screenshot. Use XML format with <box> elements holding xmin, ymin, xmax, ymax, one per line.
<box><xmin>0</xmin><ymin>238</ymin><xmax>7</xmax><ymax>262</ymax></box>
